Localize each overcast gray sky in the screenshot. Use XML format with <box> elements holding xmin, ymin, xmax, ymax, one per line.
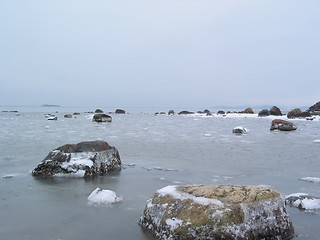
<box><xmin>0</xmin><ymin>0</ymin><xmax>319</xmax><ymax>109</ymax></box>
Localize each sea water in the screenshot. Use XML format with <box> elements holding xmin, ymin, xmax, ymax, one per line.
<box><xmin>0</xmin><ymin>107</ymin><xmax>319</xmax><ymax>239</ymax></box>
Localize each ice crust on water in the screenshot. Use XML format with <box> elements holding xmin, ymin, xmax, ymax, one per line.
<box><xmin>157</xmin><ymin>185</ymin><xmax>224</xmax><ymax>207</ymax></box>
<box><xmin>87</xmin><ymin>188</ymin><xmax>122</xmax><ymax>205</ymax></box>
<box><xmin>299</xmin><ymin>177</ymin><xmax>320</xmax><ymax>183</ymax></box>
<box><xmin>53</xmin><ymin>170</ymin><xmax>86</xmax><ymax>178</ymax></box>
<box><xmin>313</xmin><ymin>139</ymin><xmax>320</xmax><ymax>143</ymax></box>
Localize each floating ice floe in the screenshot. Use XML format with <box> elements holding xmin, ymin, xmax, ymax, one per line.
<box><xmin>299</xmin><ymin>177</ymin><xmax>320</xmax><ymax>183</ymax></box>
<box><xmin>87</xmin><ymin>188</ymin><xmax>122</xmax><ymax>206</ymax></box>
<box><xmin>313</xmin><ymin>139</ymin><xmax>320</xmax><ymax>143</ymax></box>
<box><xmin>3</xmin><ymin>174</ymin><xmax>18</xmax><ymax>179</ymax></box>
<box><xmin>286</xmin><ymin>193</ymin><xmax>320</xmax><ymax>211</ymax></box>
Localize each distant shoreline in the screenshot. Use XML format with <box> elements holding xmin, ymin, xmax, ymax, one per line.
<box><xmin>41</xmin><ymin>104</ymin><xmax>61</xmax><ymax>107</ymax></box>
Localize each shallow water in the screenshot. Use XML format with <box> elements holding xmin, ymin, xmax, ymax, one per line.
<box><xmin>1</xmin><ymin>109</ymin><xmax>319</xmax><ymax>239</ymax></box>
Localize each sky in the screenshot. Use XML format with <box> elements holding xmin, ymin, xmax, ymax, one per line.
<box><xmin>0</xmin><ymin>0</ymin><xmax>319</xmax><ymax>109</ymax></box>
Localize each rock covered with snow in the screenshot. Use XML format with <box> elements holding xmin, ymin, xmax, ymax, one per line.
<box><xmin>270</xmin><ymin>119</ymin><xmax>297</xmax><ymax>131</ymax></box>
<box><xmin>286</xmin><ymin>193</ymin><xmax>320</xmax><ymax>211</ymax></box>
<box><xmin>32</xmin><ymin>141</ymin><xmax>122</xmax><ymax>177</ymax></box>
<box><xmin>87</xmin><ymin>188</ymin><xmax>122</xmax><ymax>205</ymax></box>
<box><xmin>232</xmin><ymin>126</ymin><xmax>247</xmax><ymax>134</ymax></box>
<box><xmin>139</xmin><ymin>184</ymin><xmax>294</xmax><ymax>240</ymax></box>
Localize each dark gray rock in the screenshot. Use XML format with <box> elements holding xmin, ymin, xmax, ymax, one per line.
<box><xmin>115</xmin><ymin>109</ymin><xmax>125</xmax><ymax>114</ymax></box>
<box><xmin>93</xmin><ymin>113</ymin><xmax>112</xmax><ymax>122</ymax></box>
<box><xmin>32</xmin><ymin>141</ymin><xmax>122</xmax><ymax>177</ymax></box>
<box><xmin>168</xmin><ymin>110</ymin><xmax>175</xmax><ymax>115</ymax></box>
<box><xmin>258</xmin><ymin>109</ymin><xmax>270</xmax><ymax>117</ymax></box>
<box><xmin>308</xmin><ymin>101</ymin><xmax>320</xmax><ymax>112</ymax></box>
<box><xmin>269</xmin><ymin>106</ymin><xmax>282</xmax><ymax>116</ymax></box>
<box><xmin>95</xmin><ymin>109</ymin><xmax>104</xmax><ymax>113</ymax></box>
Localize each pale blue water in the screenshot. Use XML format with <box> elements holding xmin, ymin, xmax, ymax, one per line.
<box><xmin>1</xmin><ymin>107</ymin><xmax>319</xmax><ymax>239</ymax></box>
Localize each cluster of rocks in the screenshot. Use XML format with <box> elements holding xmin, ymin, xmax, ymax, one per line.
<box><xmin>258</xmin><ymin>106</ymin><xmax>282</xmax><ymax>117</ymax></box>
<box><xmin>32</xmin><ymin>142</ymin><xmax>295</xmax><ymax>239</ymax></box>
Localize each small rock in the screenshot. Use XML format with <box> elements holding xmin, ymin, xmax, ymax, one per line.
<box><xmin>270</xmin><ymin>119</ymin><xmax>297</xmax><ymax>131</ymax></box>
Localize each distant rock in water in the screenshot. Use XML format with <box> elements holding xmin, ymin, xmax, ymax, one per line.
<box><xmin>93</xmin><ymin>113</ymin><xmax>112</xmax><ymax>122</ymax></box>
<box><xmin>64</xmin><ymin>114</ymin><xmax>72</xmax><ymax>118</ymax></box>
<box><xmin>217</xmin><ymin>110</ymin><xmax>225</xmax><ymax>115</ymax></box>
<box><xmin>139</xmin><ymin>184</ymin><xmax>294</xmax><ymax>240</ymax></box>
<box><xmin>308</xmin><ymin>101</ymin><xmax>320</xmax><ymax>112</ymax></box>
<box><xmin>178</xmin><ymin>110</ymin><xmax>194</xmax><ymax>115</ymax></box>
<box><xmin>233</xmin><ymin>126</ymin><xmax>247</xmax><ymax>134</ymax></box>
<box><xmin>95</xmin><ymin>109</ymin><xmax>104</xmax><ymax>113</ymax></box>
<box><xmin>287</xmin><ymin>108</ymin><xmax>311</xmax><ymax>119</ymax></box>
<box><xmin>270</xmin><ymin>119</ymin><xmax>297</xmax><ymax>131</ymax></box>
<box><xmin>258</xmin><ymin>109</ymin><xmax>270</xmax><ymax>117</ymax></box>
<box><xmin>32</xmin><ymin>141</ymin><xmax>122</xmax><ymax>177</ymax></box>
<box><xmin>269</xmin><ymin>106</ymin><xmax>282</xmax><ymax>116</ymax></box>
<box><xmin>115</xmin><ymin>109</ymin><xmax>125</xmax><ymax>114</ymax></box>
<box><xmin>168</xmin><ymin>110</ymin><xmax>175</xmax><ymax>115</ymax></box>
<box><xmin>239</xmin><ymin>108</ymin><xmax>254</xmax><ymax>114</ymax></box>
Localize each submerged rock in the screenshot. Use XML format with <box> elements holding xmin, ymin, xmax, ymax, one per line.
<box><xmin>93</xmin><ymin>113</ymin><xmax>112</xmax><ymax>122</ymax></box>
<box><xmin>270</xmin><ymin>119</ymin><xmax>297</xmax><ymax>131</ymax></box>
<box><xmin>139</xmin><ymin>184</ymin><xmax>294</xmax><ymax>240</ymax></box>
<box><xmin>32</xmin><ymin>141</ymin><xmax>122</xmax><ymax>177</ymax></box>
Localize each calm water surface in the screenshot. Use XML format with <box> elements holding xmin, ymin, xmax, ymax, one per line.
<box><xmin>0</xmin><ymin>108</ymin><xmax>319</xmax><ymax>239</ymax></box>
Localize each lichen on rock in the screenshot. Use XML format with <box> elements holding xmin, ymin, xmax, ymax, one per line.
<box><xmin>139</xmin><ymin>184</ymin><xmax>294</xmax><ymax>240</ymax></box>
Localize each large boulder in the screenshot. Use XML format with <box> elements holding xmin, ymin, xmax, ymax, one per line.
<box><xmin>32</xmin><ymin>141</ymin><xmax>122</xmax><ymax>177</ymax></box>
<box><xmin>287</xmin><ymin>108</ymin><xmax>311</xmax><ymax>119</ymax></box>
<box><xmin>308</xmin><ymin>101</ymin><xmax>320</xmax><ymax>112</ymax></box>
<box><xmin>269</xmin><ymin>106</ymin><xmax>282</xmax><ymax>116</ymax></box>
<box><xmin>139</xmin><ymin>185</ymin><xmax>294</xmax><ymax>240</ymax></box>
<box><xmin>270</xmin><ymin>119</ymin><xmax>297</xmax><ymax>131</ymax></box>
<box><xmin>93</xmin><ymin>113</ymin><xmax>112</xmax><ymax>122</ymax></box>
<box><xmin>258</xmin><ymin>109</ymin><xmax>270</xmax><ymax>117</ymax></box>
